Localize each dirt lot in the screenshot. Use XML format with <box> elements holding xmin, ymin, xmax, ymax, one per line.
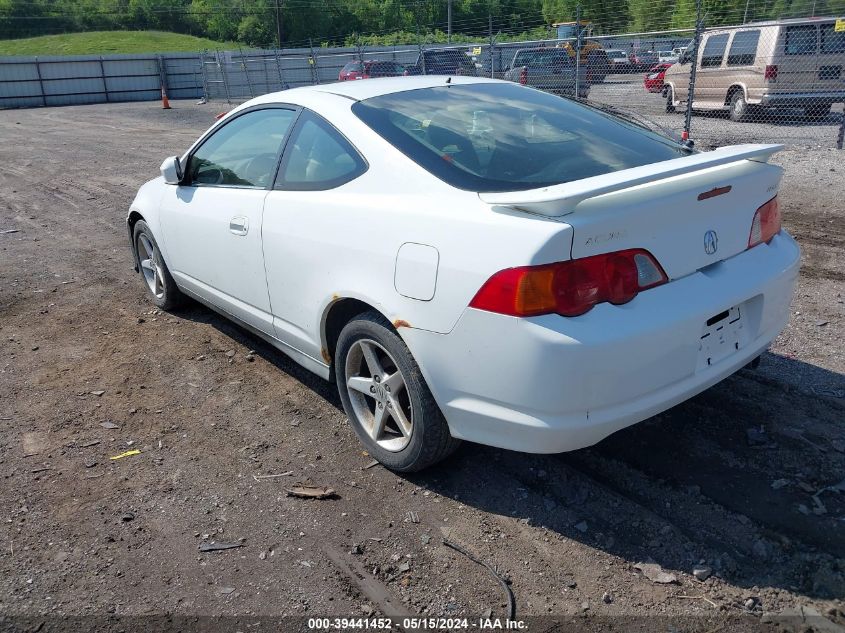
<box><xmin>1</xmin><ymin>97</ymin><xmax>844</xmax><ymax>630</ymax></box>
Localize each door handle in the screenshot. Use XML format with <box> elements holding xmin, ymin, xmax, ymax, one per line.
<box><xmin>229</xmin><ymin>216</ymin><xmax>249</xmax><ymax>236</ymax></box>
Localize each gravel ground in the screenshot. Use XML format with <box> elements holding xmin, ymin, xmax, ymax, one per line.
<box><xmin>0</xmin><ymin>92</ymin><xmax>844</xmax><ymax>631</ymax></box>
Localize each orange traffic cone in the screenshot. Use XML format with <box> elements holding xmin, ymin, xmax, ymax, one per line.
<box><xmin>161</xmin><ymin>86</ymin><xmax>171</xmax><ymax>110</ymax></box>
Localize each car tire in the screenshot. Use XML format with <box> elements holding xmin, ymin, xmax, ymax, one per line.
<box><xmin>335</xmin><ymin>312</ymin><xmax>460</xmax><ymax>472</ymax></box>
<box><xmin>665</xmin><ymin>87</ymin><xmax>676</xmax><ymax>113</ymax></box>
<box><xmin>804</xmin><ymin>102</ymin><xmax>831</xmax><ymax>120</ymax></box>
<box><xmin>728</xmin><ymin>90</ymin><xmax>750</xmax><ymax>122</ymax></box>
<box><xmin>132</xmin><ymin>219</ymin><xmax>185</xmax><ymax>311</ymax></box>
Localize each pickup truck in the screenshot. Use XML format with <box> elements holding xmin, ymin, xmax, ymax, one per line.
<box><xmin>503</xmin><ymin>48</ymin><xmax>589</xmax><ymax>98</ymax></box>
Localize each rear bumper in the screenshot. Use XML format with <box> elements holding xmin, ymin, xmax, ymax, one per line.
<box><xmin>760</xmin><ymin>91</ymin><xmax>845</xmax><ymax>106</ymax></box>
<box><xmin>403</xmin><ymin>232</ymin><xmax>800</xmax><ymax>454</ymax></box>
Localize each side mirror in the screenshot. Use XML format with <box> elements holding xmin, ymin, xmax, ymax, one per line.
<box><xmin>160</xmin><ymin>155</ymin><xmax>183</xmax><ymax>185</ymax></box>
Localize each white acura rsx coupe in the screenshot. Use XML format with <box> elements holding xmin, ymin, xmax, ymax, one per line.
<box><xmin>128</xmin><ymin>76</ymin><xmax>799</xmax><ymax>471</ymax></box>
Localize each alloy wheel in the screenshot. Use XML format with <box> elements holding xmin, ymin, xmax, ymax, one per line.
<box><xmin>137</xmin><ymin>233</ymin><xmax>164</xmax><ymax>299</ymax></box>
<box><xmin>344</xmin><ymin>339</ymin><xmax>413</xmax><ymax>452</ymax></box>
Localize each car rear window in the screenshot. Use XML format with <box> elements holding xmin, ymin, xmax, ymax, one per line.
<box><xmin>425</xmin><ymin>51</ymin><xmax>471</xmax><ymax>70</ymax></box>
<box><xmin>352</xmin><ymin>82</ymin><xmax>689</xmax><ymax>193</ymax></box>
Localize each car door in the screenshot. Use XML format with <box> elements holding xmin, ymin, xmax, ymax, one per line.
<box><xmin>779</xmin><ymin>24</ymin><xmax>820</xmax><ymax>98</ymax></box>
<box><xmin>724</xmin><ymin>29</ymin><xmax>762</xmax><ymax>101</ymax></box>
<box><xmin>695</xmin><ymin>32</ymin><xmax>729</xmax><ymax>105</ymax></box>
<box><xmin>816</xmin><ymin>23</ymin><xmax>844</xmax><ymax>99</ymax></box>
<box><xmin>159</xmin><ymin>106</ymin><xmax>298</xmax><ymax>333</ymax></box>
<box><xmin>261</xmin><ymin>110</ymin><xmax>368</xmax><ymax>362</ymax></box>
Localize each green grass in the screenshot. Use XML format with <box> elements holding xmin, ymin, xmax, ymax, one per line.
<box><xmin>0</xmin><ymin>31</ymin><xmax>241</xmax><ymax>56</ymax></box>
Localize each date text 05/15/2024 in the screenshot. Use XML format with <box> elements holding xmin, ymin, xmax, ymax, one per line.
<box><xmin>307</xmin><ymin>617</ymin><xmax>527</xmax><ymax>630</ymax></box>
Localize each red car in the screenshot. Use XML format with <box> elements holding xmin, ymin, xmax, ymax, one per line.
<box><xmin>643</xmin><ymin>63</ymin><xmax>673</xmax><ymax>93</ymax></box>
<box><xmin>338</xmin><ymin>60</ymin><xmax>406</xmax><ymax>81</ymax></box>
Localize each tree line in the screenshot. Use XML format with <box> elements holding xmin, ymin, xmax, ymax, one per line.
<box><xmin>1</xmin><ymin>0</ymin><xmax>841</xmax><ymax>47</ymax></box>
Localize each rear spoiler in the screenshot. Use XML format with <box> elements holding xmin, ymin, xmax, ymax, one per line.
<box><xmin>479</xmin><ymin>143</ymin><xmax>783</xmax><ymax>217</ymax></box>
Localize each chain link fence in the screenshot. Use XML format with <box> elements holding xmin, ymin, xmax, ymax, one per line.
<box><xmin>1</xmin><ymin>13</ymin><xmax>843</xmax><ymax>149</ymax></box>
<box><xmin>191</xmin><ymin>18</ymin><xmax>845</xmax><ymax>150</ymax></box>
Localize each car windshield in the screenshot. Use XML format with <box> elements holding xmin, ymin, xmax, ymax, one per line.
<box><xmin>608</xmin><ymin>51</ymin><xmax>625</xmax><ymax>58</ymax></box>
<box><xmin>352</xmin><ymin>82</ymin><xmax>689</xmax><ymax>193</ymax></box>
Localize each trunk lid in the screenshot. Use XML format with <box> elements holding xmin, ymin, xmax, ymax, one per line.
<box><xmin>479</xmin><ymin>144</ymin><xmax>783</xmax><ymax>280</ymax></box>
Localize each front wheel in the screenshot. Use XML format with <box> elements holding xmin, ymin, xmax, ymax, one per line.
<box><xmin>335</xmin><ymin>312</ymin><xmax>459</xmax><ymax>472</ymax></box>
<box><xmin>133</xmin><ymin>219</ymin><xmax>185</xmax><ymax>311</ymax></box>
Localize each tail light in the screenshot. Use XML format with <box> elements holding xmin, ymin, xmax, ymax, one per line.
<box><xmin>519</xmin><ymin>67</ymin><xmax>527</xmax><ymax>85</ymax></box>
<box><xmin>764</xmin><ymin>64</ymin><xmax>778</xmax><ymax>81</ymax></box>
<box><xmin>748</xmin><ymin>196</ymin><xmax>781</xmax><ymax>248</ymax></box>
<box><xmin>469</xmin><ymin>249</ymin><xmax>668</xmax><ymax>318</ymax></box>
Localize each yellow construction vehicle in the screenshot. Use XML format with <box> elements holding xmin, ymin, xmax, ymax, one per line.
<box><xmin>553</xmin><ymin>20</ymin><xmax>609</xmax><ymax>82</ymax></box>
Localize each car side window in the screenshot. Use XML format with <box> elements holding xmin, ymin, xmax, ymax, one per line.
<box><xmin>275</xmin><ymin>111</ymin><xmax>367</xmax><ymax>191</ymax></box>
<box><xmin>187</xmin><ymin>108</ymin><xmax>296</xmax><ymax>188</ymax></box>
<box><xmin>821</xmin><ymin>24</ymin><xmax>845</xmax><ymax>54</ymax></box>
<box><xmin>700</xmin><ymin>34</ymin><xmax>729</xmax><ymax>68</ymax></box>
<box><xmin>785</xmin><ymin>25</ymin><xmax>817</xmax><ymax>55</ymax></box>
<box><xmin>727</xmin><ymin>30</ymin><xmax>760</xmax><ymax>66</ymax></box>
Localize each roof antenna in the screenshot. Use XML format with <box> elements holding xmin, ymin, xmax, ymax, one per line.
<box><xmin>446</xmin><ymin>76</ymin><xmax>452</xmax><ymax>84</ymax></box>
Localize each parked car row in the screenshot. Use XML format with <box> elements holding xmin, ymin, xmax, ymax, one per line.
<box><xmin>339</xmin><ymin>60</ymin><xmax>407</xmax><ymax>81</ymax></box>
<box><xmin>502</xmin><ymin>47</ymin><xmax>590</xmax><ymax>98</ymax></box>
<box><xmin>339</xmin><ymin>49</ymin><xmax>478</xmax><ymax>82</ymax></box>
<box><xmin>592</xmin><ymin>47</ymin><xmax>681</xmax><ymax>73</ymax></box>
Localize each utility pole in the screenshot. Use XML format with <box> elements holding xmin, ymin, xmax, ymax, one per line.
<box><xmin>574</xmin><ymin>4</ymin><xmax>582</xmax><ymax>99</ymax></box>
<box><xmin>274</xmin><ymin>0</ymin><xmax>283</xmax><ymax>49</ymax></box>
<box><xmin>743</xmin><ymin>0</ymin><xmax>750</xmax><ymax>23</ymax></box>
<box><xmin>447</xmin><ymin>0</ymin><xmax>453</xmax><ymax>43</ymax></box>
<box><xmin>488</xmin><ymin>13</ymin><xmax>494</xmax><ymax>78</ymax></box>
<box><xmin>683</xmin><ymin>0</ymin><xmax>703</xmax><ymax>143</ymax></box>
